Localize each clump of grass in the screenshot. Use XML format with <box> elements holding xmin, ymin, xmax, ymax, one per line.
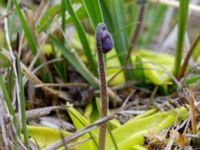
<box><xmin>64</xmin><ymin>0</ymin><xmax>97</xmax><ymax>75</ymax></box>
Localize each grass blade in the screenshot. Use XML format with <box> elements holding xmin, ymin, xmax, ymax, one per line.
<box><xmin>61</xmin><ymin>0</ymin><xmax>67</xmax><ymax>40</ymax></box>
<box><xmin>50</xmin><ymin>36</ymin><xmax>98</xmax><ymax>88</ymax></box>
<box><xmin>0</xmin><ymin>76</ymin><xmax>19</xmax><ymax>133</ymax></box>
<box><xmin>174</xmin><ymin>0</ymin><xmax>189</xmax><ymax>76</ymax></box>
<box><xmin>111</xmin><ymin>0</ymin><xmax>128</xmax><ymax>55</ymax></box>
<box><xmin>16</xmin><ymin>55</ymin><xmax>29</xmax><ymax>148</ymax></box>
<box><xmin>99</xmin><ymin>0</ymin><xmax>114</xmax><ymax>33</ymax></box>
<box><xmin>110</xmin><ymin>0</ymin><xmax>134</xmax><ymax>80</ymax></box>
<box><xmin>64</xmin><ymin>0</ymin><xmax>97</xmax><ymax>75</ymax></box>
<box><xmin>12</xmin><ymin>0</ymin><xmax>37</xmax><ymax>55</ymax></box>
<box><xmin>0</xmin><ymin>75</ymin><xmax>19</xmax><ymax>149</ymax></box>
<box><xmin>139</xmin><ymin>5</ymin><xmax>167</xmax><ymax>47</ymax></box>
<box><xmin>0</xmin><ymin>76</ymin><xmax>15</xmax><ymax>116</ymax></box>
<box><xmin>82</xmin><ymin>0</ymin><xmax>103</xmax><ymax>28</ymax></box>
<box><xmin>186</xmin><ymin>75</ymin><xmax>200</xmax><ymax>85</ymax></box>
<box><xmin>36</xmin><ymin>4</ymin><xmax>61</xmax><ymax>32</ymax></box>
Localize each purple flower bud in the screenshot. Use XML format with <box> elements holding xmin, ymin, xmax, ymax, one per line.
<box><xmin>101</xmin><ymin>30</ymin><xmax>109</xmax><ymax>39</ymax></box>
<box><xmin>96</xmin><ymin>23</ymin><xmax>113</xmax><ymax>54</ymax></box>
<box><xmin>100</xmin><ymin>30</ymin><xmax>113</xmax><ymax>53</ymax></box>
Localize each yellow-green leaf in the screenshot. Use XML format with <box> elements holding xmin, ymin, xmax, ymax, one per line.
<box><xmin>28</xmin><ymin>126</ymin><xmax>71</xmax><ymax>149</ymax></box>
<box><xmin>67</xmin><ymin>104</ymin><xmax>98</xmax><ymax>150</ymax></box>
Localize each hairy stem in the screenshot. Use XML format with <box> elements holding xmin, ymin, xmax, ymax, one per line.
<box><xmin>96</xmin><ymin>23</ymin><xmax>113</xmax><ymax>150</ymax></box>
<box><xmin>97</xmin><ymin>48</ymin><xmax>107</xmax><ymax>150</ymax></box>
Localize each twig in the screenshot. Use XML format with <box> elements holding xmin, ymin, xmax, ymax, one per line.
<box><xmin>15</xmin><ymin>106</ymin><xmax>66</xmax><ymax>121</ymax></box>
<box><xmin>67</xmin><ymin>137</ymin><xmax>93</xmax><ymax>150</ymax></box>
<box><xmin>125</xmin><ymin>1</ymin><xmax>145</xmax><ymax>67</ymax></box>
<box><xmin>120</xmin><ymin>91</ymin><xmax>135</xmax><ymax>110</ymax></box>
<box><xmin>44</xmin><ymin>113</ymin><xmax>117</xmax><ymax>150</ymax></box>
<box><xmin>186</xmin><ymin>89</ymin><xmax>197</xmax><ymax>135</ymax></box>
<box><xmin>32</xmin><ymin>58</ymin><xmax>63</xmax><ymax>74</ymax></box>
<box><xmin>177</xmin><ymin>33</ymin><xmax>200</xmax><ymax>80</ymax></box>
<box><xmin>35</xmin><ymin>83</ymin><xmax>89</xmax><ymax>88</ymax></box>
<box><xmin>0</xmin><ymin>9</ymin><xmax>14</xmax><ymax>21</ymax></box>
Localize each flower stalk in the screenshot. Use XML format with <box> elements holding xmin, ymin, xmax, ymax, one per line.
<box><xmin>95</xmin><ymin>23</ymin><xmax>113</xmax><ymax>150</ymax></box>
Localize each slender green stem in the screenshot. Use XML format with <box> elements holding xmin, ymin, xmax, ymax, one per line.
<box><xmin>174</xmin><ymin>0</ymin><xmax>189</xmax><ymax>77</ymax></box>
<box><xmin>16</xmin><ymin>55</ymin><xmax>29</xmax><ymax>149</ymax></box>
<box><xmin>13</xmin><ymin>0</ymin><xmax>37</xmax><ymax>55</ymax></box>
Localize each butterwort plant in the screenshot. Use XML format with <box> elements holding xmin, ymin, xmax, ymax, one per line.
<box><xmin>95</xmin><ymin>23</ymin><xmax>113</xmax><ymax>150</ymax></box>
